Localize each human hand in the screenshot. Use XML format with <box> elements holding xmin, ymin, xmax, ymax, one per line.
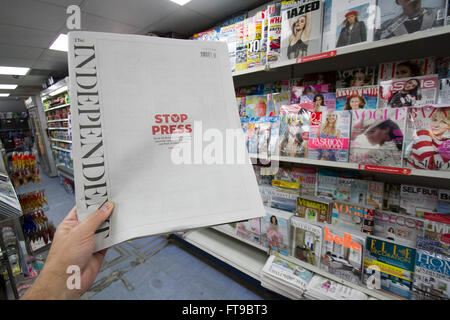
<box><xmin>21</xmin><ymin>201</ymin><xmax>114</xmax><ymax>300</ymax></box>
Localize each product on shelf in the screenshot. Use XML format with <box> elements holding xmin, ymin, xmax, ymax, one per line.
<box><xmin>290</xmin><ymin>84</ymin><xmax>331</xmax><ymax>104</ymax></box>
<box><xmin>316</xmin><ymin>168</ymin><xmax>338</xmax><ymax>200</ymax></box>
<box><xmin>379</xmin><ymin>74</ymin><xmax>439</xmax><ymax>108</ymax></box>
<box><xmin>363</xmin><ymin>236</ymin><xmax>416</xmax><ymax>300</ymax></box>
<box><xmin>438</xmin><ymin>189</ymin><xmax>450</xmax><ymax>213</ymax></box>
<box><xmin>335</xmin><ymin>66</ymin><xmax>377</xmax><ymax>88</ymax></box>
<box><xmin>261</xmin><ymin>255</ymin><xmax>314</xmax><ymax>299</ymax></box>
<box><xmin>298</xmin><ymin>93</ymin><xmax>336</xmax><ymax>112</ymax></box>
<box><xmin>403</xmin><ymin>105</ymin><xmax>450</xmax><ymax>171</ymax></box>
<box><xmin>261</xmin><ymin>207</ymin><xmax>292</xmax><ymax>256</ymax></box>
<box><xmin>236</xmin><ymin>218</ymin><xmax>261</xmax><ymax>244</ymax></box>
<box><xmin>350</xmin><ymin>107</ymin><xmax>408</xmax><ymax>167</ymax></box>
<box><xmin>335</xmin><ymin>177</ymin><xmax>352</xmax><ymax>202</ymax></box>
<box><xmin>218</xmin><ymin>24</ymin><xmax>237</xmax><ymax>73</ymax></box>
<box><xmin>266</xmin><ymin>2</ymin><xmax>282</xmax><ymax>63</ymax></box>
<box><xmin>438</xmin><ymin>77</ymin><xmax>450</xmax><ymax>103</ymax></box>
<box><xmin>305</xmin><ymin>274</ymin><xmax>368</xmax><ymax>300</ymax></box>
<box><xmin>266</xmin><ymin>91</ymin><xmax>290</xmax><ymax>116</ymax></box>
<box><xmin>366</xmin><ymin>181</ymin><xmax>384</xmax><ymax>209</ymax></box>
<box><xmin>373</xmin><ymin>210</ymin><xmax>424</xmax><ymax>247</ymax></box>
<box><xmin>422</xmin><ymin>212</ymin><xmax>450</xmax><ymax>242</ymax></box>
<box><xmin>245</xmin><ymin>94</ymin><xmax>267</xmax><ymax>117</ymax></box>
<box><xmin>399</xmin><ymin>184</ymin><xmax>438</xmax><ymax>218</ymax></box>
<box><xmin>297</xmin><ymin>168</ymin><xmax>317</xmax><ymax>196</ymax></box>
<box><xmin>335</xmin><ymin>85</ymin><xmax>378</xmax><ymax>110</ymax></box>
<box><xmin>382</xmin><ymin>183</ymin><xmax>401</xmax><ymax>213</ymax></box>
<box><xmin>235</xmin><ymin>19</ymin><xmax>248</xmax><ymax>71</ymax></box>
<box><xmin>308</xmin><ymin>110</ymin><xmax>352</xmax><ymax>163</ymax></box>
<box><xmin>9</xmin><ymin>152</ymin><xmax>40</xmax><ymax>187</ymax></box>
<box><xmin>378</xmin><ymin>56</ymin><xmax>436</xmax><ymax>82</ymax></box>
<box><xmin>296</xmin><ymin>195</ymin><xmax>333</xmax><ymax>224</ymax></box>
<box><xmin>278</xmin><ymin>104</ymin><xmax>311</xmax><ymax>158</ymax></box>
<box><xmin>246</xmin><ymin>12</ymin><xmax>265</xmax><ymax>69</ymax></box>
<box><xmin>237</xmin><ymin>96</ymin><xmax>246</xmax><ymax>117</ymax></box>
<box><xmin>413</xmin><ymin>236</ymin><xmax>450</xmax><ymax>300</ymax></box>
<box><xmin>331</xmin><ymin>201</ymin><xmax>375</xmax><ymax>234</ymax></box>
<box><xmin>290</xmin><ymin>216</ymin><xmax>323</xmax><ymax>267</ymax></box>
<box><xmin>320</xmin><ymin>225</ymin><xmax>365</xmax><ymax>285</ymax></box>
<box><xmin>280</xmin><ymin>0</ymin><xmax>324</xmax><ymax>62</ymax></box>
<box><xmin>18</xmin><ymin>190</ymin><xmax>48</xmax><ymax>214</ymax></box>
<box><xmin>374</xmin><ymin>0</ymin><xmax>446</xmax><ymax>41</ymax></box>
<box><xmin>321</xmin><ymin>0</ymin><xmax>377</xmax><ymax>52</ymax></box>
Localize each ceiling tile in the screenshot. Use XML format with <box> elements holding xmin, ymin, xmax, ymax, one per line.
<box><xmin>38</xmin><ymin>49</ymin><xmax>69</xmax><ymax>63</ymax></box>
<box><xmin>0</xmin><ymin>0</ymin><xmax>67</xmax><ymax>32</ymax></box>
<box><xmin>0</xmin><ymin>24</ymin><xmax>57</xmax><ymax>49</ymax></box>
<box><xmin>146</xmin><ymin>7</ymin><xmax>215</xmax><ymax>36</ymax></box>
<box><xmin>0</xmin><ymin>44</ymin><xmax>44</xmax><ymax>61</ymax></box>
<box><xmin>81</xmin><ymin>0</ymin><xmax>180</xmax><ymax>30</ymax></box>
<box><xmin>186</xmin><ymin>0</ymin><xmax>249</xmax><ymax>20</ymax></box>
<box><xmin>32</xmin><ymin>59</ymin><xmax>67</xmax><ymax>71</ymax></box>
<box><xmin>0</xmin><ymin>57</ymin><xmax>35</xmax><ymax>68</ymax></box>
<box><xmin>58</xmin><ymin>12</ymin><xmax>140</xmax><ymax>34</ymax></box>
<box><xmin>36</xmin><ymin>0</ymin><xmax>84</xmax><ymax>7</ymax></box>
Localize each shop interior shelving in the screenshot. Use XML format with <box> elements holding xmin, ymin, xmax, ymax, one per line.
<box><xmin>40</xmin><ymin>79</ymin><xmax>74</xmax><ymax>183</ymax></box>
<box><xmin>174</xmin><ymin>25</ymin><xmax>450</xmax><ymax>300</ymax></box>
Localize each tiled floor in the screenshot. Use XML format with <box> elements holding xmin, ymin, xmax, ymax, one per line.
<box><xmin>17</xmin><ymin>172</ymin><xmax>280</xmax><ymax>300</ymax></box>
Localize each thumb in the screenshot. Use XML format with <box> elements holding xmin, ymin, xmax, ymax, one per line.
<box><xmin>79</xmin><ymin>201</ymin><xmax>115</xmax><ymax>235</ymax></box>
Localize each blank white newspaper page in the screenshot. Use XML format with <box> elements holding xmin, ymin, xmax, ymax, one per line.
<box><xmin>67</xmin><ymin>31</ymin><xmax>264</xmax><ymax>251</ymax></box>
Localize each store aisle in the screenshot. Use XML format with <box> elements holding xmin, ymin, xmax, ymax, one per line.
<box><xmin>17</xmin><ymin>173</ymin><xmax>279</xmax><ymax>300</ymax></box>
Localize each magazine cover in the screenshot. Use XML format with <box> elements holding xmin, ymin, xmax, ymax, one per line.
<box><xmin>322</xmin><ymin>0</ymin><xmax>377</xmax><ymax>52</ymax></box>
<box><xmin>267</xmin><ymin>2</ymin><xmax>283</xmax><ymax>63</ymax></box>
<box><xmin>335</xmin><ymin>177</ymin><xmax>352</xmax><ymax>202</ymax></box>
<box><xmin>67</xmin><ymin>31</ymin><xmax>265</xmax><ymax>250</ymax></box>
<box><xmin>296</xmin><ymin>195</ymin><xmax>333</xmax><ymax>223</ymax></box>
<box><xmin>374</xmin><ymin>0</ymin><xmax>446</xmax><ymax>40</ymax></box>
<box><xmin>291</xmin><ymin>216</ymin><xmax>323</xmax><ymax>267</ymax></box>
<box><xmin>308</xmin><ymin>110</ymin><xmax>352</xmax><ymax>162</ymax></box>
<box><xmin>438</xmin><ymin>189</ymin><xmax>450</xmax><ymax>213</ymax></box>
<box><xmin>366</xmin><ymin>181</ymin><xmax>384</xmax><ymax>210</ymax></box>
<box><xmin>320</xmin><ymin>226</ymin><xmax>365</xmax><ymax>285</ymax></box>
<box><xmin>378</xmin><ymin>75</ymin><xmax>439</xmax><ymax>108</ymax></box>
<box><xmin>400</xmin><ymin>184</ymin><xmax>438</xmax><ymax>218</ymax></box>
<box><xmin>237</xmin><ymin>96</ymin><xmax>246</xmax><ymax>117</ymax></box>
<box><xmin>257</xmin><ymin>117</ymin><xmax>272</xmax><ymax>158</ymax></box>
<box><xmin>436</xmin><ymin>56</ymin><xmax>450</xmax><ymax>79</ymax></box>
<box><xmin>336</xmin><ymin>85</ymin><xmax>379</xmax><ymax>111</ymax></box>
<box><xmin>378</xmin><ymin>57</ymin><xmax>436</xmax><ymax>82</ymax></box>
<box><xmin>382</xmin><ymin>183</ymin><xmax>401</xmax><ymax>213</ymax></box>
<box><xmin>413</xmin><ymin>237</ymin><xmax>450</xmax><ymax>300</ymax></box>
<box><xmin>422</xmin><ymin>212</ymin><xmax>450</xmax><ymax>242</ymax></box>
<box><xmin>261</xmin><ymin>207</ymin><xmax>293</xmax><ymax>255</ymax></box>
<box><xmin>272</xmin><ymin>167</ymin><xmax>301</xmax><ymax>190</ymax></box>
<box><xmin>268</xmin><ymin>116</ymin><xmax>281</xmax><ymax>157</ymax></box>
<box><xmin>316</xmin><ymin>168</ymin><xmax>338</xmax><ymax>200</ymax></box>
<box><xmin>373</xmin><ymin>210</ymin><xmax>424</xmax><ymax>247</ymax></box>
<box><xmin>290</xmin><ymin>84</ymin><xmax>331</xmax><ymax>104</ymax></box>
<box><xmin>236</xmin><ymin>218</ymin><xmax>262</xmax><ymax>244</ymax></box>
<box><xmin>438</xmin><ymin>78</ymin><xmax>450</xmax><ymax>104</ymax></box>
<box><xmin>278</xmin><ymin>104</ymin><xmax>311</xmax><ymax>158</ymax></box>
<box><xmin>363</xmin><ymin>236</ymin><xmax>416</xmax><ymax>299</ymax></box>
<box><xmin>245</xmin><ymin>94</ymin><xmax>268</xmax><ymax>117</ymax></box>
<box><xmin>331</xmin><ymin>201</ymin><xmax>375</xmax><ymax>234</ymax></box>
<box><xmin>218</xmin><ymin>24</ymin><xmax>237</xmax><ymax>72</ymax></box>
<box><xmin>403</xmin><ymin>106</ymin><xmax>450</xmax><ymax>171</ymax></box>
<box><xmin>247</xmin><ymin>120</ymin><xmax>259</xmax><ymax>154</ymax></box>
<box><xmin>335</xmin><ymin>66</ymin><xmax>377</xmax><ymax>88</ymax></box>
<box><xmin>299</xmin><ymin>93</ymin><xmax>336</xmax><ymax>112</ymax></box>
<box><xmin>350</xmin><ymin>107</ymin><xmax>408</xmax><ymax>166</ymax></box>
<box><xmin>280</xmin><ymin>0</ymin><xmax>324</xmax><ymax>63</ymax></box>
<box><xmin>247</xmin><ymin>13</ymin><xmax>265</xmax><ymax>69</ymax></box>
<box><xmin>296</xmin><ymin>167</ymin><xmax>317</xmax><ymax>196</ymax></box>
<box><xmin>266</xmin><ymin>91</ymin><xmax>290</xmax><ymax>116</ymax></box>
<box><xmin>305</xmin><ymin>274</ymin><xmax>368</xmax><ymax>299</ymax></box>
<box><xmin>270</xmin><ymin>187</ymin><xmax>299</xmax><ymax>213</ymax></box>
<box><xmin>349</xmin><ymin>179</ymin><xmax>368</xmax><ymax>206</ymax></box>
<box><xmin>235</xmin><ymin>19</ymin><xmax>248</xmax><ymax>71</ymax></box>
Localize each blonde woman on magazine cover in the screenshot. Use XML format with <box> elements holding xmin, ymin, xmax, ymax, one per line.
<box><xmin>317</xmin><ymin>112</ymin><xmax>341</xmax><ymax>161</ymax></box>
<box><xmin>287</xmin><ymin>12</ymin><xmax>312</xmax><ymax>59</ymax></box>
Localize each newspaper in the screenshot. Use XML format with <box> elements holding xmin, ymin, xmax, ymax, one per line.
<box><xmin>67</xmin><ymin>31</ymin><xmax>265</xmax><ymax>251</ymax></box>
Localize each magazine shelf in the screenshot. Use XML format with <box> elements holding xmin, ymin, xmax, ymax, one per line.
<box><xmin>47</xmin><ymin>119</ymin><xmax>69</xmax><ymax>123</ymax></box>
<box><xmin>233</xmin><ymin>25</ymin><xmax>450</xmax><ymax>88</ymax></box>
<box><xmin>48</xmin><ymin>127</ymin><xmax>69</xmax><ymax>131</ymax></box>
<box><xmin>51</xmin><ymin>146</ymin><xmax>70</xmax><ymax>153</ymax></box>
<box><xmin>43</xmin><ymin>103</ymin><xmax>70</xmax><ymax>113</ymax></box>
<box><xmin>50</xmin><ymin>138</ymin><xmax>71</xmax><ymax>144</ymax></box>
<box><xmin>211</xmin><ymin>225</ymin><xmax>269</xmax><ymax>254</ymax></box>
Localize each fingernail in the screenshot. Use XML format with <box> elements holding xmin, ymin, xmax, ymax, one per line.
<box><xmin>101</xmin><ymin>201</ymin><xmax>113</xmax><ymax>213</ymax></box>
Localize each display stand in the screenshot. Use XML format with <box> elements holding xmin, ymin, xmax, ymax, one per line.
<box><xmin>173</xmin><ymin>25</ymin><xmax>450</xmax><ymax>300</ymax></box>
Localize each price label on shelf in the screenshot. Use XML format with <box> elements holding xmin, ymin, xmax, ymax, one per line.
<box><xmin>358</xmin><ymin>164</ymin><xmax>412</xmax><ymax>175</ymax></box>
<box><xmin>296</xmin><ymin>50</ymin><xmax>337</xmax><ymax>64</ymax></box>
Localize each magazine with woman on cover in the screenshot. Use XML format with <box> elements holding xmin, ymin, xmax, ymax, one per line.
<box><xmin>280</xmin><ymin>0</ymin><xmax>324</xmax><ymax>62</ymax></box>
<box><xmin>336</xmin><ymin>86</ymin><xmax>379</xmax><ymax>111</ymax></box>
<box><xmin>278</xmin><ymin>104</ymin><xmax>311</xmax><ymax>158</ymax></box>
<box><xmin>350</xmin><ymin>107</ymin><xmax>408</xmax><ymax>166</ymax></box>
<box><xmin>378</xmin><ymin>57</ymin><xmax>436</xmax><ymax>82</ymax></box>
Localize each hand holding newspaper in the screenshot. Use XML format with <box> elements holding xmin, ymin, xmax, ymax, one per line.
<box><xmin>67</xmin><ymin>31</ymin><xmax>264</xmax><ymax>251</ymax></box>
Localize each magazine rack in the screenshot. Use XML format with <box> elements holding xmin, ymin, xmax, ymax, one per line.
<box><xmin>173</xmin><ymin>25</ymin><xmax>450</xmax><ymax>301</ymax></box>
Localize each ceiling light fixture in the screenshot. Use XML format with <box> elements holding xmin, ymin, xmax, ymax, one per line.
<box><xmin>0</xmin><ymin>84</ymin><xmax>18</xmax><ymax>90</ymax></box>
<box><xmin>0</xmin><ymin>93</ymin><xmax>10</xmax><ymax>97</ymax></box>
<box><xmin>0</xmin><ymin>66</ymin><xmax>29</xmax><ymax>76</ymax></box>
<box><xmin>169</xmin><ymin>0</ymin><xmax>192</xmax><ymax>5</ymax></box>
<box><xmin>49</xmin><ymin>34</ymin><xmax>68</xmax><ymax>52</ymax></box>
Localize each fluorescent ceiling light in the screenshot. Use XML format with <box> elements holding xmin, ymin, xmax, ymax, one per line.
<box><xmin>0</xmin><ymin>84</ymin><xmax>17</xmax><ymax>90</ymax></box>
<box><xmin>49</xmin><ymin>34</ymin><xmax>68</xmax><ymax>52</ymax></box>
<box><xmin>0</xmin><ymin>66</ymin><xmax>29</xmax><ymax>75</ymax></box>
<box><xmin>49</xmin><ymin>86</ymin><xmax>68</xmax><ymax>97</ymax></box>
<box><xmin>0</xmin><ymin>93</ymin><xmax>10</xmax><ymax>97</ymax></box>
<box><xmin>169</xmin><ymin>0</ymin><xmax>191</xmax><ymax>5</ymax></box>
